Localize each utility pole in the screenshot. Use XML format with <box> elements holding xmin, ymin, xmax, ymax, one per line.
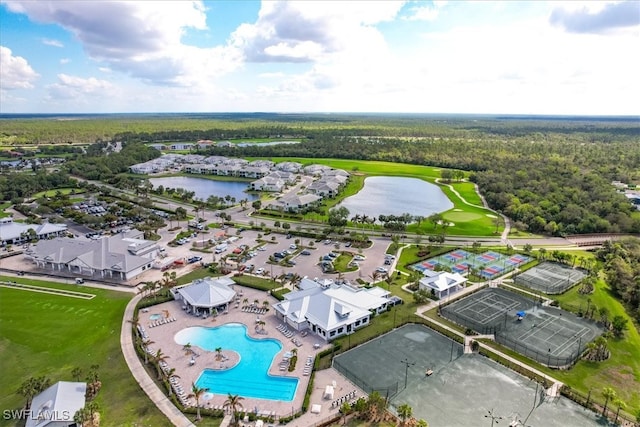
<box><xmin>400</xmin><ymin>358</ymin><xmax>415</xmax><ymax>390</ymax></box>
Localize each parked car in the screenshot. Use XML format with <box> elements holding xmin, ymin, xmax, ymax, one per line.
<box><xmin>301</xmin><ymin>250</ymin><xmax>311</xmax><ymax>255</ymax></box>
<box><xmin>255</xmin><ymin>268</ymin><xmax>265</xmax><ymax>275</ymax></box>
<box><xmin>376</xmin><ymin>267</ymin><xmax>389</xmax><ymax>273</ymax></box>
<box><xmin>289</xmin><ymin>244</ymin><xmax>297</xmax><ymax>250</ymax></box>
<box><xmin>187</xmin><ymin>256</ymin><xmax>203</xmax><ymax>264</ymax></box>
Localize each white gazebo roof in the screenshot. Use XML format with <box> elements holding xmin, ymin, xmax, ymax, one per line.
<box><xmin>175</xmin><ymin>277</ymin><xmax>236</xmax><ymax>308</ymax></box>
<box><xmin>419</xmin><ymin>271</ymin><xmax>467</xmax><ymax>292</ymax></box>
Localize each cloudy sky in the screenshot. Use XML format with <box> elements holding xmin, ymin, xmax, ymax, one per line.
<box><xmin>1</xmin><ymin>1</ymin><xmax>639</xmax><ymax>115</ymax></box>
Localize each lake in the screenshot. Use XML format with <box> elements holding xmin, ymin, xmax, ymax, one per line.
<box><xmin>339</xmin><ymin>176</ymin><xmax>453</xmax><ymax>218</ymax></box>
<box><xmin>149</xmin><ymin>176</ymin><xmax>259</xmax><ymax>201</ymax></box>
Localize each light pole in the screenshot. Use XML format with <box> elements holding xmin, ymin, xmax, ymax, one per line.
<box><xmin>400</xmin><ymin>358</ymin><xmax>415</xmax><ymax>390</ymax></box>
<box><xmin>484</xmin><ymin>409</ymin><xmax>504</xmax><ymax>427</ymax></box>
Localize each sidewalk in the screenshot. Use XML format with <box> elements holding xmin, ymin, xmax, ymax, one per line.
<box><xmin>120</xmin><ymin>294</ymin><xmax>196</xmax><ymax>427</ymax></box>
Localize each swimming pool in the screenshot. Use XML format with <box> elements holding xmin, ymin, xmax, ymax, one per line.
<box><xmin>149</xmin><ymin>313</ymin><xmax>163</xmax><ymax>321</ymax></box>
<box><xmin>174</xmin><ymin>323</ymin><xmax>298</xmax><ymax>401</ymax></box>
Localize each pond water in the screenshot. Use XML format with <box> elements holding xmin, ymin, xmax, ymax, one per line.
<box><xmin>149</xmin><ymin>176</ymin><xmax>259</xmax><ymax>201</ymax></box>
<box><xmin>339</xmin><ymin>176</ymin><xmax>453</xmax><ymax>218</ymax></box>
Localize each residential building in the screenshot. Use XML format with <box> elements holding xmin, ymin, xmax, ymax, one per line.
<box><xmin>267</xmin><ymin>193</ymin><xmax>322</xmax><ymax>212</ymax></box>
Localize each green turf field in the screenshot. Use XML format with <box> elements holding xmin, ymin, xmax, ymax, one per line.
<box><xmin>0</xmin><ymin>277</ymin><xmax>171</xmax><ymax>427</ymax></box>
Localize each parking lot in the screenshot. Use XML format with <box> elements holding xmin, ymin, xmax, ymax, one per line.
<box><xmin>2</xmin><ymin>213</ymin><xmax>397</xmax><ymax>288</ymax></box>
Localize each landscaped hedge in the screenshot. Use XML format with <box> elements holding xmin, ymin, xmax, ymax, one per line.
<box><xmin>232</xmin><ymin>275</ymin><xmax>277</xmax><ymax>291</ymax></box>
<box><xmin>136</xmin><ymin>294</ymin><xmax>174</xmax><ymax>310</ymax></box>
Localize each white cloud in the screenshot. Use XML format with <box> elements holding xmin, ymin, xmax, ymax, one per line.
<box><xmin>0</xmin><ymin>46</ymin><xmax>40</xmax><ymax>90</ymax></box>
<box><xmin>4</xmin><ymin>0</ymin><xmax>241</xmax><ymax>86</ymax></box>
<box><xmin>60</xmin><ymin>58</ymin><xmax>70</xmax><ymax>64</ymax></box>
<box><xmin>42</xmin><ymin>38</ymin><xmax>64</xmax><ymax>47</ymax></box>
<box><xmin>231</xmin><ymin>1</ymin><xmax>405</xmax><ymax>63</ymax></box>
<box><xmin>404</xmin><ymin>1</ymin><xmax>448</xmax><ymax>21</ymax></box>
<box><xmin>47</xmin><ymin>73</ymin><xmax>113</xmax><ymax>100</ymax></box>
<box><xmin>550</xmin><ymin>1</ymin><xmax>640</xmax><ymax>34</ymax></box>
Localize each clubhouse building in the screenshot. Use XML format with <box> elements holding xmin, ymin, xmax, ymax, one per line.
<box><xmin>24</xmin><ymin>230</ymin><xmax>161</xmax><ymax>281</ymax></box>
<box><xmin>273</xmin><ymin>278</ymin><xmax>393</xmax><ymax>341</ymax></box>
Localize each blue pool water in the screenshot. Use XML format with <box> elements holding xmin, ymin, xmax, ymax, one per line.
<box><xmin>149</xmin><ymin>314</ymin><xmax>163</xmax><ymax>321</ymax></box>
<box><xmin>174</xmin><ymin>323</ymin><xmax>298</xmax><ymax>401</ymax></box>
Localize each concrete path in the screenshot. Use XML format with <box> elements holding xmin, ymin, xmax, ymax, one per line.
<box><xmin>120</xmin><ymin>294</ymin><xmax>196</xmax><ymax>427</ymax></box>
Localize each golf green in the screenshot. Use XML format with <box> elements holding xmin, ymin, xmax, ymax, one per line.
<box><xmin>443</xmin><ymin>211</ymin><xmax>483</xmax><ymax>222</ymax></box>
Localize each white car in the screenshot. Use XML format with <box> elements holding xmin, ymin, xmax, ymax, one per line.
<box><xmin>376</xmin><ymin>267</ymin><xmax>389</xmax><ymax>274</ymax></box>
<box><xmin>289</xmin><ymin>244</ymin><xmax>297</xmax><ymax>250</ymax></box>
<box><xmin>255</xmin><ymin>268</ymin><xmax>265</xmax><ymax>275</ymax></box>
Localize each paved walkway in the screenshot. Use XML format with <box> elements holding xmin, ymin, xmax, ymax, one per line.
<box><xmin>120</xmin><ymin>294</ymin><xmax>196</xmax><ymax>427</ymax></box>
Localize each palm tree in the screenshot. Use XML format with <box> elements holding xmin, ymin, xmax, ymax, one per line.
<box><xmin>223</xmin><ymin>393</ymin><xmax>245</xmax><ymax>426</ymax></box>
<box><xmin>86</xmin><ymin>401</ymin><xmax>100</xmax><ymax>423</ymax></box>
<box><xmin>613</xmin><ymin>397</ymin><xmax>627</xmax><ymax>424</ymax></box>
<box><xmin>16</xmin><ymin>378</ymin><xmax>38</xmax><ymax>410</ymax></box>
<box><xmin>142</xmin><ymin>339</ymin><xmax>155</xmax><ymax>364</ymax></box>
<box><xmin>242</xmin><ymin>298</ymin><xmax>249</xmax><ymax>307</ymax></box>
<box><xmin>215</xmin><ymin>347</ymin><xmax>223</xmax><ymax>361</ymax></box>
<box><xmin>73</xmin><ymin>407</ymin><xmax>91</xmax><ymax>426</ymax></box>
<box><xmin>165</xmin><ymin>368</ymin><xmax>180</xmax><ymax>397</ymax></box>
<box><xmin>397</xmin><ymin>403</ymin><xmax>413</xmax><ymax>426</ymax></box>
<box><xmin>340</xmin><ymin>401</ymin><xmax>352</xmax><ymax>424</ymax></box>
<box><xmin>71</xmin><ymin>367</ymin><xmax>83</xmax><ymax>382</ymax></box>
<box><xmin>188</xmin><ymin>383</ymin><xmax>209</xmax><ymax>421</ymax></box>
<box><xmin>262</xmin><ymin>300</ymin><xmax>270</xmax><ymax>311</ymax></box>
<box><xmin>151</xmin><ymin>349</ymin><xmax>170</xmax><ymax>380</ymax></box>
<box><xmin>128</xmin><ymin>314</ymin><xmax>141</xmax><ymax>338</ymax></box>
<box><xmin>416</xmin><ymin>420</ymin><xmax>429</xmax><ymax>427</ymax></box>
<box><xmin>183</xmin><ymin>342</ymin><xmax>193</xmax><ymax>356</ymax></box>
<box><xmin>538</xmin><ymin>247</ymin><xmax>547</xmax><ymax>261</ymax></box>
<box><xmin>602</xmin><ymin>387</ymin><xmax>617</xmax><ymax>416</ymax></box>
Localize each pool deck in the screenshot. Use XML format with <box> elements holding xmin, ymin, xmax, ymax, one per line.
<box><xmin>141</xmin><ymin>284</ymin><xmax>364</xmax><ymax>423</ymax></box>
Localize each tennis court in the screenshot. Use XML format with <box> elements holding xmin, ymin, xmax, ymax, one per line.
<box><xmin>440</xmin><ymin>288</ymin><xmax>602</xmax><ymax>367</ymax></box>
<box><xmin>333</xmin><ymin>324</ymin><xmax>604</xmax><ymax>426</ymax></box>
<box><xmin>411</xmin><ymin>250</ymin><xmax>532</xmax><ymax>280</ymax></box>
<box><xmin>514</xmin><ymin>262</ymin><xmax>587</xmax><ymax>294</ymax></box>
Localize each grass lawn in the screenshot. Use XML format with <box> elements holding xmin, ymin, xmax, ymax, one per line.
<box><xmin>449</xmin><ymin>181</ymin><xmax>483</xmax><ymax>206</ymax></box>
<box><xmin>553</xmin><ymin>279</ymin><xmax>640</xmax><ymax>416</ymax></box>
<box><xmin>0</xmin><ymin>201</ymin><xmax>10</xmax><ymax>218</ymax></box>
<box><xmin>31</xmin><ymin>188</ymin><xmax>83</xmax><ymax>199</ymax></box>
<box><xmin>0</xmin><ymin>277</ymin><xmax>171</xmax><ymax>427</ymax></box>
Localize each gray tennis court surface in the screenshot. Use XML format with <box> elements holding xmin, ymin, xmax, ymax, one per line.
<box><xmin>441</xmin><ymin>288</ymin><xmax>602</xmax><ymax>367</ymax></box>
<box><xmin>515</xmin><ymin>262</ymin><xmax>587</xmax><ymax>294</ymax></box>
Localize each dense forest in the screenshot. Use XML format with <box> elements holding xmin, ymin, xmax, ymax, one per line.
<box><xmin>2</xmin><ymin>115</ymin><xmax>639</xmax><ymax>235</ymax></box>
<box><xmin>598</xmin><ymin>239</ymin><xmax>640</xmax><ymax>321</ymax></box>
<box><xmin>0</xmin><ymin>143</ymin><xmax>159</xmax><ymax>201</ymax></box>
